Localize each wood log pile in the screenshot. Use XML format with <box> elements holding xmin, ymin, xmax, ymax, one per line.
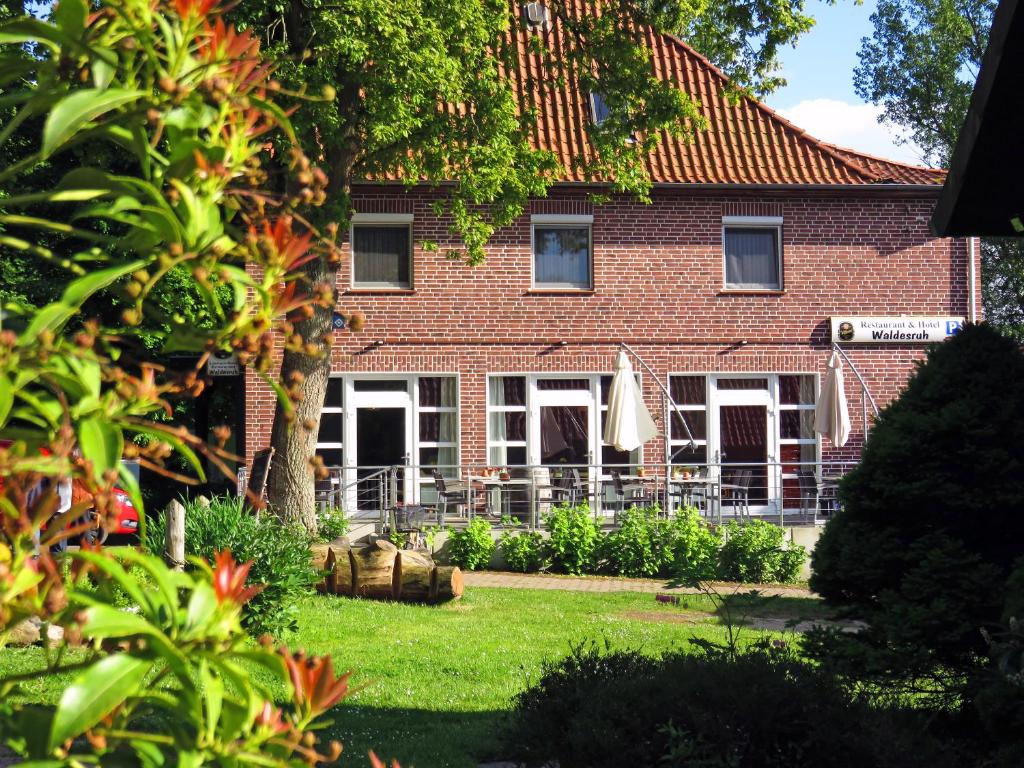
<box><xmin>311</xmin><ymin>538</ymin><xmax>463</xmax><ymax>603</ymax></box>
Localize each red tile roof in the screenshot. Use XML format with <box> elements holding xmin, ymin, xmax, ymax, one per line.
<box><xmin>503</xmin><ymin>5</ymin><xmax>946</xmax><ymax>187</ymax></box>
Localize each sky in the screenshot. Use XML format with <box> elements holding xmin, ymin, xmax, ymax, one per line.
<box><xmin>763</xmin><ymin>0</ymin><xmax>925</xmax><ymax>166</ymax></box>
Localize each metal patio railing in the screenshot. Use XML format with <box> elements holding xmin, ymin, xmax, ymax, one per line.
<box><xmin>267</xmin><ymin>460</ymin><xmax>858</xmax><ymax>531</ymax></box>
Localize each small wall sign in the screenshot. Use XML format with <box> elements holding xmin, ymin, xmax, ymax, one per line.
<box><xmin>207</xmin><ymin>350</ymin><xmax>241</xmax><ymax>376</ymax></box>
<box><xmin>831</xmin><ymin>316</ymin><xmax>965</xmax><ymax>343</ymax></box>
<box><xmin>332</xmin><ymin>312</ymin><xmax>347</xmax><ymax>330</ymax></box>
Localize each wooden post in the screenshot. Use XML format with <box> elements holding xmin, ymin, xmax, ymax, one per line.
<box><xmin>165</xmin><ymin>499</ymin><xmax>185</xmax><ymax>570</ymax></box>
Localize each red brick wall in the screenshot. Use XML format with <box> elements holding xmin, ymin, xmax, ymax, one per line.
<box><xmin>243</xmin><ymin>185</ymin><xmax>975</xmax><ymax>469</ymax></box>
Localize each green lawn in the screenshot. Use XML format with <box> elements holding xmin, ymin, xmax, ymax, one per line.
<box><xmin>1</xmin><ymin>587</ymin><xmax>827</xmax><ymax>767</ymax></box>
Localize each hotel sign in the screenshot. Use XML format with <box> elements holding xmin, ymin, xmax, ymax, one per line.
<box><xmin>831</xmin><ymin>316</ymin><xmax>965</xmax><ymax>343</ymax></box>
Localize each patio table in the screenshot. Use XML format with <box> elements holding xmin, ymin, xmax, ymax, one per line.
<box><xmin>467</xmin><ymin>477</ymin><xmax>535</xmax><ymax>523</ymax></box>
<box><xmin>668</xmin><ymin>477</ymin><xmax>721</xmax><ymax>521</ymax></box>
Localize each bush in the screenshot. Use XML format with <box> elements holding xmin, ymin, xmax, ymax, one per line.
<box><xmin>316</xmin><ymin>506</ymin><xmax>349</xmax><ymax>542</ymax></box>
<box><xmin>810</xmin><ymin>324</ymin><xmax>1024</xmax><ymax>697</ymax></box>
<box><xmin>145</xmin><ymin>496</ymin><xmax>317</xmax><ymax>637</ymax></box>
<box><xmin>447</xmin><ymin>518</ymin><xmax>495</xmax><ymax>570</ymax></box>
<box><xmin>501</xmin><ymin>530</ymin><xmax>546</xmax><ymax>573</ymax></box>
<box><xmin>543</xmin><ymin>504</ymin><xmax>600</xmax><ymax>575</ymax></box>
<box><xmin>669</xmin><ymin>505</ymin><xmax>723</xmax><ymax>584</ymax></box>
<box><xmin>508</xmin><ymin>644</ymin><xmax>956</xmax><ymax>768</ymax></box>
<box><xmin>597</xmin><ymin>505</ymin><xmax>675</xmax><ymax>577</ymax></box>
<box><xmin>717</xmin><ymin>519</ymin><xmax>805</xmax><ymax>583</ymax></box>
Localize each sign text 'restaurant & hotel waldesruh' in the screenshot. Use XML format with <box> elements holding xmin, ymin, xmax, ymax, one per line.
<box><xmin>831</xmin><ymin>317</ymin><xmax>966</xmax><ymax>344</ymax></box>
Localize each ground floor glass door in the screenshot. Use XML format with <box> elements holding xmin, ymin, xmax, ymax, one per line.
<box><xmin>347</xmin><ymin>380</ymin><xmax>413</xmax><ymax>512</ymax></box>
<box><xmin>711</xmin><ymin>377</ymin><xmax>776</xmax><ymax>514</ymax></box>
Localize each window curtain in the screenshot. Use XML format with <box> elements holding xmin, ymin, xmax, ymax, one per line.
<box><xmin>534</xmin><ymin>227</ymin><xmax>590</xmax><ymax>286</ymax></box>
<box><xmin>353</xmin><ymin>226</ymin><xmax>410</xmax><ymax>285</ymax></box>
<box><xmin>725</xmin><ymin>228</ymin><xmax>779</xmax><ymax>288</ymax></box>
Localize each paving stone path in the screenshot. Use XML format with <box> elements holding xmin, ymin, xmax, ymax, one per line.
<box><xmin>462</xmin><ymin>570</ymin><xmax>816</xmax><ymax>598</ymax></box>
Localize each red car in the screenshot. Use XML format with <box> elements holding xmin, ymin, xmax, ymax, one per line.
<box><xmin>0</xmin><ymin>439</ymin><xmax>140</xmax><ymax>545</ymax></box>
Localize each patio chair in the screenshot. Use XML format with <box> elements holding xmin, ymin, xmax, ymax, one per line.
<box><xmin>797</xmin><ymin>471</ymin><xmax>819</xmax><ymax>518</ymax></box>
<box><xmin>720</xmin><ymin>469</ymin><xmax>752</xmax><ymax>519</ymax></box>
<box><xmin>610</xmin><ymin>470</ymin><xmax>656</xmax><ymax>518</ymax></box>
<box><xmin>431</xmin><ymin>470</ymin><xmax>481</xmax><ymax>520</ymax></box>
<box><xmin>388</xmin><ymin>504</ymin><xmax>428</xmax><ymax>548</ymax></box>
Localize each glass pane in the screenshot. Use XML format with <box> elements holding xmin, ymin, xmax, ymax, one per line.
<box><xmin>670</xmin><ymin>376</ymin><xmax>706</xmax><ymax>405</ymax></box>
<box><xmin>534</xmin><ymin>226</ymin><xmax>590</xmax><ymax>287</ymax></box>
<box><xmin>353</xmin><ymin>225</ymin><xmax>410</xmax><ymax>286</ymax></box>
<box><xmin>419</xmin><ymin>446</ymin><xmax>457</xmax><ymax>475</ymax></box>
<box><xmin>601</xmin><ymin>445</ymin><xmax>635</xmax><ymax>470</ymax></box>
<box><xmin>671</xmin><ymin>410</ymin><xmax>706</xmax><ymax>440</ymax></box>
<box><xmin>724</xmin><ymin>227</ymin><xmax>779</xmax><ymax>289</ymax></box>
<box><xmin>487</xmin><ymin>411</ymin><xmax>525</xmax><ymax>442</ymax></box>
<box><xmin>716</xmin><ymin>378</ymin><xmax>768</xmax><ymax>390</ymax></box>
<box><xmin>669</xmin><ymin>445</ymin><xmax>707</xmax><ymax>466</ymax></box>
<box><xmin>353</xmin><ymin>379</ymin><xmax>407</xmax><ymax>392</ymax></box>
<box><xmin>540</xmin><ymin>405</ymin><xmax>589</xmax><ymax>465</ymax></box>
<box><xmin>537</xmin><ymin>378</ymin><xmax>589</xmax><ymax>390</ymax></box>
<box><xmin>601</xmin><ymin>374</ymin><xmax>640</xmax><ymax>404</ymax></box>
<box><xmin>317</xmin><ymin>413</ymin><xmax>343</xmax><ymax>444</ymax></box>
<box><xmin>780</xmin><ymin>442</ymin><xmax>816</xmax><ymax>467</ymax></box>
<box><xmin>780</xmin><ymin>375</ymin><xmax>815</xmax><ymax>405</ymax></box>
<box><xmin>590</xmin><ymin>92</ymin><xmax>610</xmax><ymax>124</ymax></box>
<box><xmin>419</xmin><ymin>376</ymin><xmax>456</xmax><ymax>407</ymax></box>
<box><xmin>325</xmin><ymin>377</ymin><xmax>343</xmax><ymax>407</ymax></box>
<box><xmin>781</xmin><ymin>409</ymin><xmax>815</xmax><ymax>440</ymax></box>
<box><xmin>316</xmin><ymin>448</ymin><xmax>343</xmax><ymax>467</ymax></box>
<box><xmin>490</xmin><ymin>445</ymin><xmax>527</xmax><ymax>466</ymax></box>
<box><xmin>419</xmin><ymin>412</ymin><xmax>456</xmax><ymax>442</ymax></box>
<box><xmin>489</xmin><ymin>376</ymin><xmax>525</xmax><ymax>406</ymax></box>
<box><xmin>720</xmin><ymin>405</ymin><xmax>768</xmax><ymax>505</ymax></box>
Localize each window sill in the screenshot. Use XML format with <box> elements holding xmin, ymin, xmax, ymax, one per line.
<box><xmin>717</xmin><ymin>288</ymin><xmax>786</xmax><ymax>296</ymax></box>
<box><xmin>345</xmin><ymin>287</ymin><xmax>415</xmax><ymax>295</ymax></box>
<box><xmin>526</xmin><ymin>288</ymin><xmax>596</xmax><ymax>296</ymax></box>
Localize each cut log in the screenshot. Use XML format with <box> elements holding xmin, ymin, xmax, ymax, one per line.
<box><xmin>310</xmin><ymin>544</ymin><xmax>336</xmax><ymax>593</ymax></box>
<box><xmin>332</xmin><ymin>540</ymin><xmax>354</xmax><ymax>597</ymax></box>
<box><xmin>351</xmin><ymin>539</ymin><xmax>398</xmax><ymax>599</ymax></box>
<box><xmin>394</xmin><ymin>549</ymin><xmax>435</xmax><ymax>602</ymax></box>
<box><xmin>432</xmin><ymin>565</ymin><xmax>464</xmax><ymax>602</ymax></box>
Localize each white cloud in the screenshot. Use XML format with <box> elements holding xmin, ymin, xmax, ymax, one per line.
<box><xmin>776</xmin><ymin>98</ymin><xmax>925</xmax><ymax>166</ymax></box>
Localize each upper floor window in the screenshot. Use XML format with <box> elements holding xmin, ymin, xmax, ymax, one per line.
<box><xmin>722</xmin><ymin>216</ymin><xmax>783</xmax><ymax>291</ymax></box>
<box><xmin>351</xmin><ymin>213</ymin><xmax>413</xmax><ymax>289</ymax></box>
<box><xmin>589</xmin><ymin>92</ymin><xmax>610</xmax><ymax>125</ymax></box>
<box><xmin>532</xmin><ymin>214</ymin><xmax>593</xmax><ymax>290</ymax></box>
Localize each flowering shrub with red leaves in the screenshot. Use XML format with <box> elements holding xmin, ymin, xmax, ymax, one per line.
<box><xmin>2</xmin><ymin>548</ymin><xmax>358</xmax><ymax>765</ymax></box>
<box><xmin>0</xmin><ymin>1</ymin><xmax>390</xmax><ymax>765</ymax></box>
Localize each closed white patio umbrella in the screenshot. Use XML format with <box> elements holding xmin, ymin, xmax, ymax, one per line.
<box><xmin>815</xmin><ymin>350</ymin><xmax>852</xmax><ymax>448</ymax></box>
<box><xmin>604</xmin><ymin>350</ymin><xmax>659</xmax><ymax>452</ymax></box>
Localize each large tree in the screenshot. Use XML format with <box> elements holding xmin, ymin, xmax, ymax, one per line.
<box><xmin>228</xmin><ymin>0</ymin><xmax>821</xmax><ymax>531</ymax></box>
<box><xmin>854</xmin><ymin>0</ymin><xmax>1024</xmax><ymax>341</ymax></box>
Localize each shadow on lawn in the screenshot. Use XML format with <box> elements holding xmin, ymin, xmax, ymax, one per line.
<box><xmin>326</xmin><ymin>705</ymin><xmax>509</xmax><ymax>768</ymax></box>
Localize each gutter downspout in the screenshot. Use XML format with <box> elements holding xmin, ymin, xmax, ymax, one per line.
<box><xmin>969</xmin><ymin>237</ymin><xmax>978</xmax><ymax>323</ymax></box>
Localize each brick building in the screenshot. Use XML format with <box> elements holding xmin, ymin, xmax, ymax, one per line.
<box><xmin>243</xmin><ymin>9</ymin><xmax>977</xmax><ymax>520</ymax></box>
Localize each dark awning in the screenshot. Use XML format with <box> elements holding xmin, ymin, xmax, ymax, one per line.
<box><xmin>931</xmin><ymin>0</ymin><xmax>1024</xmax><ymax>236</ymax></box>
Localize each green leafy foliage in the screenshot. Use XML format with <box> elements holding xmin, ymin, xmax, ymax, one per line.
<box><xmin>543</xmin><ymin>504</ymin><xmax>600</xmax><ymax>575</ymax></box>
<box><xmin>717</xmin><ymin>519</ymin><xmax>806</xmax><ymax>584</ymax></box>
<box><xmin>810</xmin><ymin>324</ymin><xmax>1024</xmax><ymax>701</ymax></box>
<box><xmin>447</xmin><ymin>518</ymin><xmax>496</xmax><ymax>571</ymax></box>
<box><xmin>500</xmin><ymin>530</ymin><xmax>547</xmax><ymax>573</ymax></box>
<box><xmin>145</xmin><ymin>496</ymin><xmax>317</xmax><ymax>637</ymax></box>
<box><xmin>596</xmin><ymin>505</ymin><xmax>721</xmax><ymax>580</ymax></box>
<box><xmin>1</xmin><ymin>548</ymin><xmax>352</xmax><ymax>765</ymax></box>
<box><xmin>509</xmin><ymin>643</ymin><xmax>956</xmax><ymax>768</ymax></box>
<box><xmin>316</xmin><ymin>506</ymin><xmax>350</xmax><ymax>542</ymax></box>
<box><xmin>669</xmin><ymin>506</ymin><xmax>724</xmax><ymax>585</ymax></box>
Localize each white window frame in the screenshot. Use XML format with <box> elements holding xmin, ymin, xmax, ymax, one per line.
<box><xmin>667</xmin><ymin>372</ymin><xmax>821</xmax><ymax>514</ymax></box>
<box><xmin>350</xmin><ymin>212</ymin><xmax>414</xmax><ymax>290</ymax></box>
<box><xmin>314</xmin><ymin>373</ymin><xmax>458</xmax><ymax>511</ymax></box>
<box><xmin>531</xmin><ymin>214</ymin><xmax>594</xmax><ymax>291</ymax></box>
<box><xmin>721</xmin><ymin>215</ymin><xmax>783</xmax><ymax>291</ymax></box>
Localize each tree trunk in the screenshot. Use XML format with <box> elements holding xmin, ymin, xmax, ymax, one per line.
<box><xmin>266</xmin><ymin>264</ymin><xmax>332</xmax><ymax>534</ymax></box>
